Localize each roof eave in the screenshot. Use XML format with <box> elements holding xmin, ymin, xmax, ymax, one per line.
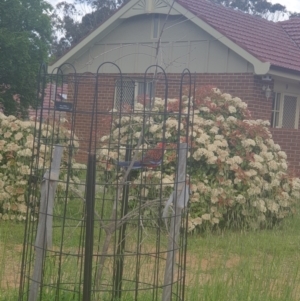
<box><xmin>269</xmin><ymin>66</ymin><xmax>300</xmax><ymax>81</ymax></box>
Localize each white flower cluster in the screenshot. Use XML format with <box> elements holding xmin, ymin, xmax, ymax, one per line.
<box><xmin>98</xmin><ymin>87</ymin><xmax>300</xmax><ymax>232</ymax></box>
<box><xmin>0</xmin><ymin>113</ymin><xmax>84</xmax><ymax>221</ymax></box>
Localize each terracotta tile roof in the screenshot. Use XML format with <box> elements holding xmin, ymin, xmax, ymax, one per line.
<box><xmin>177</xmin><ymin>0</ymin><xmax>300</xmax><ymax>72</ymax></box>
<box><xmin>280</xmin><ymin>18</ymin><xmax>300</xmax><ymax>49</ymax></box>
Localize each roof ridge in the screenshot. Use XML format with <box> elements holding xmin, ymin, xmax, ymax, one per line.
<box><xmin>279</xmin><ymin>17</ymin><xmax>300</xmax><ymax>24</ymax></box>
<box><xmin>278</xmin><ymin>20</ymin><xmax>300</xmax><ymax>50</ymax></box>
<box><xmin>177</xmin><ymin>0</ymin><xmax>277</xmax><ymax>25</ymax></box>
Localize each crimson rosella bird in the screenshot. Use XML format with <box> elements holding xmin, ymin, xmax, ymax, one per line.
<box><xmin>117</xmin><ymin>142</ymin><xmax>165</xmax><ymax>169</ymax></box>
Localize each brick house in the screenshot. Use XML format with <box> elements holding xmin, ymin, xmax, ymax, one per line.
<box><xmin>48</xmin><ymin>0</ymin><xmax>300</xmax><ymax>175</ymax></box>
<box><xmin>29</xmin><ymin>83</ymin><xmax>68</xmax><ymax>119</ymax></box>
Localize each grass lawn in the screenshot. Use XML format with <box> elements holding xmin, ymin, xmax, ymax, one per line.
<box><xmin>1</xmin><ymin>204</ymin><xmax>300</xmax><ymax>301</ymax></box>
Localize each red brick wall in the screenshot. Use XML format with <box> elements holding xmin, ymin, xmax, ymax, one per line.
<box><xmin>270</xmin><ymin>128</ymin><xmax>300</xmax><ymax>176</ymax></box>
<box><xmin>66</xmin><ymin>74</ymin><xmax>116</xmax><ymax>161</ymax></box>
<box><xmin>65</xmin><ymin>72</ymin><xmax>300</xmax><ymax>176</ymax></box>
<box><xmin>194</xmin><ymin>73</ymin><xmax>273</xmax><ymax>121</ymax></box>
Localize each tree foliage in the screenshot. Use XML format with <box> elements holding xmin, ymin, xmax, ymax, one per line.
<box><xmin>0</xmin><ymin>0</ymin><xmax>52</xmax><ymax>116</ymax></box>
<box><xmin>51</xmin><ymin>0</ymin><xmax>128</xmax><ymax>58</ymax></box>
<box><xmin>210</xmin><ymin>0</ymin><xmax>287</xmax><ymax>20</ymax></box>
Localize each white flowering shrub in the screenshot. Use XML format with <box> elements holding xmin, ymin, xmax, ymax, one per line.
<box><xmin>98</xmin><ymin>86</ymin><xmax>300</xmax><ymax>231</ymax></box>
<box><xmin>0</xmin><ymin>113</ymin><xmax>85</xmax><ymax>221</ymax></box>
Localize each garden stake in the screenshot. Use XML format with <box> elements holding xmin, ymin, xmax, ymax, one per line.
<box><xmin>113</xmin><ymin>145</ymin><xmax>132</xmax><ymax>300</ymax></box>
<box><xmin>28</xmin><ymin>145</ymin><xmax>63</xmax><ymax>301</ymax></box>
<box><xmin>162</xmin><ymin>143</ymin><xmax>188</xmax><ymax>301</ymax></box>
<box><xmin>83</xmin><ymin>153</ymin><xmax>96</xmax><ymax>301</ymax></box>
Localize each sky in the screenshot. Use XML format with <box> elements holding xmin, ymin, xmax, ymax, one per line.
<box><xmin>269</xmin><ymin>0</ymin><xmax>300</xmax><ymax>13</ymax></box>
<box><xmin>47</xmin><ymin>0</ymin><xmax>70</xmax><ymax>5</ymax></box>
<box><xmin>46</xmin><ymin>0</ymin><xmax>300</xmax><ymax>13</ymax></box>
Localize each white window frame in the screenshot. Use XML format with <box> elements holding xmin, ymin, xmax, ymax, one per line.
<box><xmin>271</xmin><ymin>92</ymin><xmax>281</xmax><ymax>128</ymax></box>
<box><xmin>50</xmin><ymin>84</ymin><xmax>56</xmax><ymax>101</ymax></box>
<box><xmin>272</xmin><ymin>92</ymin><xmax>300</xmax><ymax>129</ymax></box>
<box><xmin>134</xmin><ymin>81</ymin><xmax>153</xmax><ymax>101</ymax></box>
<box><xmin>152</xmin><ymin>14</ymin><xmax>160</xmax><ymax>39</ymax></box>
<box><xmin>114</xmin><ymin>80</ymin><xmax>154</xmax><ymax>109</ymax></box>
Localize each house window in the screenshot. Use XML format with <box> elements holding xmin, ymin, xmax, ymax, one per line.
<box><xmin>152</xmin><ymin>14</ymin><xmax>160</xmax><ymax>39</ymax></box>
<box><xmin>271</xmin><ymin>92</ymin><xmax>299</xmax><ymax>129</ymax></box>
<box><xmin>114</xmin><ymin>80</ymin><xmax>154</xmax><ymax>109</ymax></box>
<box><xmin>135</xmin><ymin>81</ymin><xmax>153</xmax><ymax>100</ymax></box>
<box><xmin>114</xmin><ymin>79</ymin><xmax>135</xmax><ymax>109</ymax></box>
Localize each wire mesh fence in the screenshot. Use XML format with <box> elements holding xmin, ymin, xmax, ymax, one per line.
<box><xmin>19</xmin><ymin>63</ymin><xmax>193</xmax><ymax>301</ymax></box>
